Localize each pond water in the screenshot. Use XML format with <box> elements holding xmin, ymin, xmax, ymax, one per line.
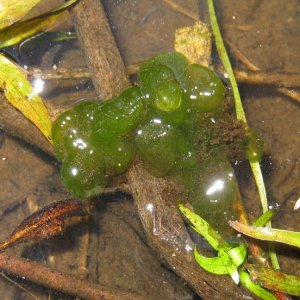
<box><xmin>0</xmin><ymin>0</ymin><xmax>299</xmax><ymax>299</ymax></box>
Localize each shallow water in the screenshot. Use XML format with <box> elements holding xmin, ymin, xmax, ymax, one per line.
<box><xmin>0</xmin><ymin>0</ymin><xmax>299</xmax><ymax>299</ymax></box>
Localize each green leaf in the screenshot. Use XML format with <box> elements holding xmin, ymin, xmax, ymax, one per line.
<box><xmin>0</xmin><ymin>0</ymin><xmax>41</xmax><ymax>30</ymax></box>
<box><xmin>0</xmin><ymin>0</ymin><xmax>78</xmax><ymax>48</ymax></box>
<box><xmin>229</xmin><ymin>221</ymin><xmax>300</xmax><ymax>249</ymax></box>
<box><xmin>0</xmin><ymin>54</ymin><xmax>52</xmax><ymax>142</ymax></box>
<box><xmin>239</xmin><ymin>270</ymin><xmax>277</xmax><ymax>300</ymax></box>
<box><xmin>182</xmin><ymin>205</ymin><xmax>248</xmax><ymax>285</ymax></box>
<box><xmin>194</xmin><ymin>248</ymin><xmax>228</xmax><ymax>275</ymax></box>
<box><xmin>178</xmin><ymin>204</ymin><xmax>224</xmax><ymax>251</ymax></box>
<box><xmin>246</xmin><ymin>264</ymin><xmax>300</xmax><ymax>296</ymax></box>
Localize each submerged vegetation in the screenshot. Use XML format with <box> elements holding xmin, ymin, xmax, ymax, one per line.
<box><xmin>0</xmin><ymin>0</ymin><xmax>299</xmax><ymax>299</ymax></box>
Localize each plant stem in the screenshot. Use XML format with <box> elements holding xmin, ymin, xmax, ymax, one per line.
<box><xmin>206</xmin><ymin>0</ymin><xmax>246</xmax><ymax>122</ymax></box>
<box><xmin>206</xmin><ymin>0</ymin><xmax>279</xmax><ymax>270</ymax></box>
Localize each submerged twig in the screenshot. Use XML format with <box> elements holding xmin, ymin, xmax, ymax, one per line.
<box><xmin>26</xmin><ymin>65</ymin><xmax>300</xmax><ymax>89</ymax></box>
<box><xmin>27</xmin><ymin>67</ymin><xmax>90</xmax><ymax>80</ymax></box>
<box><xmin>70</xmin><ymin>0</ymin><xmax>131</xmax><ymax>99</ymax></box>
<box><xmin>277</xmin><ymin>88</ymin><xmax>300</xmax><ymax>104</ymax></box>
<box><xmin>0</xmin><ymin>272</ymin><xmax>39</xmax><ymax>300</ymax></box>
<box><xmin>0</xmin><ymin>252</ymin><xmax>143</xmax><ymax>300</ymax></box>
<box><xmin>162</xmin><ymin>0</ymin><xmax>199</xmax><ymax>21</ymax></box>
<box><xmin>226</xmin><ymin>38</ymin><xmax>300</xmax><ymax>105</ymax></box>
<box><xmin>230</xmin><ymin>69</ymin><xmax>300</xmax><ymax>88</ymax></box>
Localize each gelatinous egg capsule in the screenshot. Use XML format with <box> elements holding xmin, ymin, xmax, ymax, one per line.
<box><xmin>61</xmin><ymin>148</ymin><xmax>107</xmax><ymax>198</ymax></box>
<box><xmin>185</xmin><ymin>64</ymin><xmax>225</xmax><ymax>113</ymax></box>
<box><xmin>190</xmin><ymin>153</ymin><xmax>239</xmax><ymax>236</ymax></box>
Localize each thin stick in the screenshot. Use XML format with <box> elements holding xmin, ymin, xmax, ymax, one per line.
<box><xmin>232</xmin><ymin>69</ymin><xmax>300</xmax><ymax>88</ymax></box>
<box><xmin>162</xmin><ymin>0</ymin><xmax>199</xmax><ymax>21</ymax></box>
<box><xmin>24</xmin><ymin>63</ymin><xmax>300</xmax><ymax>88</ymax></box>
<box><xmin>278</xmin><ymin>88</ymin><xmax>300</xmax><ymax>104</ymax></box>
<box><xmin>227</xmin><ymin>39</ymin><xmax>300</xmax><ymax>105</ymax></box>
<box><xmin>0</xmin><ymin>252</ymin><xmax>143</xmax><ymax>300</ymax></box>
<box><xmin>127</xmin><ymin>62</ymin><xmax>300</xmax><ymax>88</ymax></box>
<box><xmin>0</xmin><ymin>272</ymin><xmax>39</xmax><ymax>300</ymax></box>
<box><xmin>27</xmin><ymin>67</ymin><xmax>90</xmax><ymax>81</ymax></box>
<box><xmin>225</xmin><ymin>40</ymin><xmax>260</xmax><ymax>71</ymax></box>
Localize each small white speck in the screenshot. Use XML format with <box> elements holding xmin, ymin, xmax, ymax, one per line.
<box><xmin>294</xmin><ymin>197</ymin><xmax>300</xmax><ymax>210</ymax></box>
<box><xmin>32</xmin><ymin>78</ymin><xmax>45</xmax><ymax>94</ymax></box>
<box><xmin>185</xmin><ymin>244</ymin><xmax>193</xmax><ymax>252</ymax></box>
<box><xmin>53</xmin><ymin>64</ymin><xmax>57</xmax><ymax>70</ymax></box>
<box><xmin>146</xmin><ymin>203</ymin><xmax>154</xmax><ymax>213</ymax></box>
<box><xmin>71</xmin><ymin>168</ymin><xmax>78</xmax><ymax>176</ymax></box>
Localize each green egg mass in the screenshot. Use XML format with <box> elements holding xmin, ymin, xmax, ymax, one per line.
<box><xmin>185</xmin><ymin>64</ymin><xmax>225</xmax><ymax>113</ymax></box>
<box><xmin>52</xmin><ymin>51</ymin><xmax>264</xmax><ymax>232</ymax></box>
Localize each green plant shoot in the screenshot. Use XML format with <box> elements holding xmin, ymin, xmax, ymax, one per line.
<box><xmin>179</xmin><ymin>204</ymin><xmax>277</xmax><ymax>299</ymax></box>
<box><xmin>206</xmin><ymin>0</ymin><xmax>279</xmax><ymax>270</ymax></box>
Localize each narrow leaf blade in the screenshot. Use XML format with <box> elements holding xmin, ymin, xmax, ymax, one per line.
<box><xmin>179</xmin><ymin>204</ymin><xmax>224</xmax><ymax>251</ymax></box>
<box><xmin>194</xmin><ymin>248</ymin><xmax>228</xmax><ymax>275</ymax></box>
<box><xmin>0</xmin><ymin>12</ymin><xmax>68</xmax><ymax>48</ymax></box>
<box><xmin>230</xmin><ymin>221</ymin><xmax>300</xmax><ymax>249</ymax></box>
<box><xmin>0</xmin><ymin>0</ymin><xmax>78</xmax><ymax>48</ymax></box>
<box><xmin>0</xmin><ymin>54</ymin><xmax>52</xmax><ymax>142</ymax></box>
